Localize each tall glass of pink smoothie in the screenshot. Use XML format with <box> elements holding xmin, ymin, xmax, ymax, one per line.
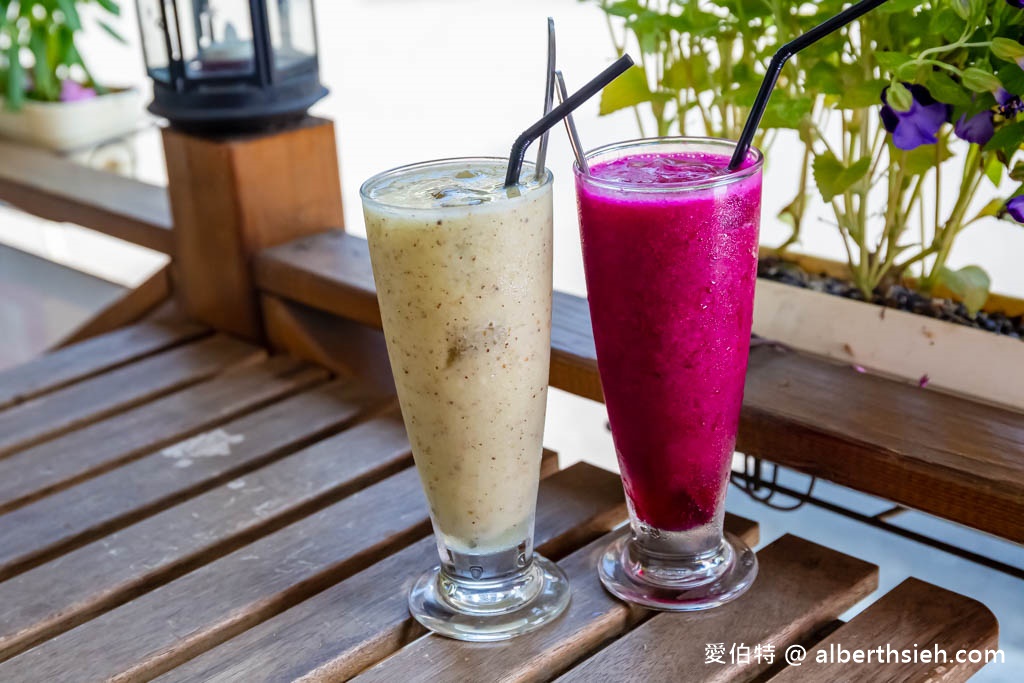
<box><xmin>575</xmin><ymin>138</ymin><xmax>762</xmax><ymax>611</ymax></box>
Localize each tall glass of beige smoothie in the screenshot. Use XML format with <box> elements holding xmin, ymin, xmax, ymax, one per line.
<box><xmin>360</xmin><ymin>157</ymin><xmax>569</xmax><ymax>641</ymax></box>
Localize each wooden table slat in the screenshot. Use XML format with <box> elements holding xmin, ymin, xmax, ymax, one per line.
<box><xmin>0</xmin><ymin>466</ymin><xmax>431</xmax><ymax>682</ymax></box>
<box><xmin>556</xmin><ymin>534</ymin><xmax>878</xmax><ymax>683</ymax></box>
<box><xmin>0</xmin><ymin>412</ymin><xmax>414</xmax><ymax>666</ymax></box>
<box><xmin>351</xmin><ymin>517</ymin><xmax>761</xmax><ymax>683</ymax></box>
<box><xmin>767</xmin><ymin>578</ymin><xmax>1000</xmax><ymax>683</ymax></box>
<box><xmin>0</xmin><ymin>379</ymin><xmax>389</xmax><ymax>582</ymax></box>
<box><xmin>0</xmin><ymin>334</ymin><xmax>263</xmax><ymax>458</ymax></box>
<box><xmin>153</xmin><ymin>462</ymin><xmax>628</xmax><ymax>683</ymax></box>
<box><xmin>0</xmin><ymin>321</ymin><xmax>207</xmax><ymax>411</ymax></box>
<box><xmin>0</xmin><ymin>356</ymin><xmax>327</xmax><ymax>515</ymax></box>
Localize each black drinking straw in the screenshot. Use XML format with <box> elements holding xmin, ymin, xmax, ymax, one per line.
<box><xmin>728</xmin><ymin>0</ymin><xmax>891</xmax><ymax>170</ymax></box>
<box><xmin>505</xmin><ymin>55</ymin><xmax>634</xmax><ymax>187</ymax></box>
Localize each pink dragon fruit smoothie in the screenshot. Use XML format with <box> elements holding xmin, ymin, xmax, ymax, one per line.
<box><xmin>576</xmin><ymin>139</ymin><xmax>763</xmax><ymax>533</ymax></box>
<box><xmin>580</xmin><ymin>138</ymin><xmax>762</xmax><ymax>611</ymax></box>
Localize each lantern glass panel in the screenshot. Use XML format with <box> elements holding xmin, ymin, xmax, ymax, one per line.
<box><xmin>139</xmin><ymin>0</ymin><xmax>172</xmax><ymax>82</ymax></box>
<box><xmin>267</xmin><ymin>0</ymin><xmax>317</xmax><ymax>75</ymax></box>
<box><xmin>181</xmin><ymin>0</ymin><xmax>256</xmax><ymax>77</ymax></box>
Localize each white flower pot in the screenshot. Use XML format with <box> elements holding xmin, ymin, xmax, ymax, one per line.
<box><xmin>0</xmin><ymin>88</ymin><xmax>144</xmax><ymax>153</ymax></box>
<box><xmin>753</xmin><ymin>277</ymin><xmax>1024</xmax><ymax>413</ymax></box>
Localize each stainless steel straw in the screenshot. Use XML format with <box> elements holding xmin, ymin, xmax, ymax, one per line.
<box><xmin>555</xmin><ymin>70</ymin><xmax>589</xmax><ymax>176</ymax></box>
<box><xmin>535</xmin><ymin>18</ymin><xmax>557</xmax><ymax>179</ymax></box>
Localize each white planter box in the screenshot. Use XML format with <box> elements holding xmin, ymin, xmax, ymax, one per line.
<box><xmin>753</xmin><ymin>278</ymin><xmax>1024</xmax><ymax>413</ymax></box>
<box><xmin>0</xmin><ymin>89</ymin><xmax>143</xmax><ymax>153</ymax></box>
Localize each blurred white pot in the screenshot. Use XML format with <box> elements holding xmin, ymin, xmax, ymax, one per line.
<box><xmin>0</xmin><ymin>88</ymin><xmax>143</xmax><ymax>153</ymax></box>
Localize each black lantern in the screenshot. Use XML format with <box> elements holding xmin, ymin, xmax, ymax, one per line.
<box><xmin>136</xmin><ymin>0</ymin><xmax>328</xmax><ymax>132</ymax></box>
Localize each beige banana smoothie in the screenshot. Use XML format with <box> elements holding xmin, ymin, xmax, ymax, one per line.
<box><xmin>362</xmin><ymin>159</ymin><xmax>553</xmax><ymax>555</ymax></box>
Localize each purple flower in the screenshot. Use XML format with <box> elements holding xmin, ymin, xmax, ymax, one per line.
<box><xmin>996</xmin><ymin>88</ymin><xmax>1024</xmax><ymax>117</ymax></box>
<box><xmin>955</xmin><ymin>110</ymin><xmax>995</xmax><ymax>145</ymax></box>
<box><xmin>1006</xmin><ymin>0</ymin><xmax>1024</xmax><ymax>8</ymax></box>
<box><xmin>880</xmin><ymin>84</ymin><xmax>950</xmax><ymax>150</ymax></box>
<box><xmin>1007</xmin><ymin>196</ymin><xmax>1024</xmax><ymax>223</ymax></box>
<box><xmin>59</xmin><ymin>80</ymin><xmax>96</xmax><ymax>103</ymax></box>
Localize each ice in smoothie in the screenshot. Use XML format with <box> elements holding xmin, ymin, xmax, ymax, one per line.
<box><xmin>576</xmin><ymin>148</ymin><xmax>762</xmax><ymax>532</ymax></box>
<box><xmin>362</xmin><ymin>160</ymin><xmax>553</xmax><ymax>555</ymax></box>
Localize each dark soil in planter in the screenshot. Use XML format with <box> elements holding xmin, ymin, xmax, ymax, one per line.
<box><xmin>758</xmin><ymin>256</ymin><xmax>1024</xmax><ymax>340</ymax></box>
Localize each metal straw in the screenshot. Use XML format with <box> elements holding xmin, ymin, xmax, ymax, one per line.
<box><xmin>505</xmin><ymin>55</ymin><xmax>634</xmax><ymax>187</ymax></box>
<box><xmin>728</xmin><ymin>0</ymin><xmax>891</xmax><ymax>170</ymax></box>
<box><xmin>555</xmin><ymin>70</ymin><xmax>590</xmax><ymax>176</ymax></box>
<box><xmin>534</xmin><ymin>18</ymin><xmax>557</xmax><ymax>179</ymax></box>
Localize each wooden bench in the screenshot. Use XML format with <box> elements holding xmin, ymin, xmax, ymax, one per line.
<box><xmin>0</xmin><ymin>322</ymin><xmax>999</xmax><ymax>681</ymax></box>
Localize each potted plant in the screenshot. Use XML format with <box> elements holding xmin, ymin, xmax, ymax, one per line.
<box><xmin>590</xmin><ymin>0</ymin><xmax>1024</xmax><ymax>411</ymax></box>
<box><xmin>0</xmin><ymin>0</ymin><xmax>142</xmax><ymax>151</ymax></box>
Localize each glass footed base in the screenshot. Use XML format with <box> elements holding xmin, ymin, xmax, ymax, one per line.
<box><xmin>598</xmin><ymin>526</ymin><xmax>757</xmax><ymax>611</ymax></box>
<box><xmin>408</xmin><ymin>554</ymin><xmax>570</xmax><ymax>641</ymax></box>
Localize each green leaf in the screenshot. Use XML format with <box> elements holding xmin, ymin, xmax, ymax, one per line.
<box><xmin>961</xmin><ymin>68</ymin><xmax>1002</xmax><ymax>94</ymax></box>
<box><xmin>992</xmin><ymin>37</ymin><xmax>1024</xmax><ymax>64</ymax></box>
<box><xmin>902</xmin><ymin>141</ymin><xmax>953</xmax><ymax>176</ymax></box>
<box><xmin>29</xmin><ymin>27</ymin><xmax>55</xmax><ymax>101</ymax></box>
<box><xmin>877</xmin><ymin>0</ymin><xmax>923</xmax><ymax>12</ymax></box>
<box><xmin>5</xmin><ymin>42</ymin><xmax>24</xmax><ymax>110</ymax></box>
<box><xmin>1010</xmin><ymin>162</ymin><xmax>1024</xmax><ymax>182</ymax></box>
<box><xmin>839</xmin><ymin>79</ymin><xmax>887</xmax><ymax>109</ymax></box>
<box><xmin>938</xmin><ymin>265</ymin><xmax>990</xmax><ymax>316</ymax></box>
<box><xmin>996</xmin><ymin>64</ymin><xmax>1024</xmax><ymax>96</ymax></box>
<box><xmin>924</xmin><ymin>71</ymin><xmax>972</xmax><ymax>107</ymax></box>
<box><xmin>985</xmin><ymin>154</ymin><xmax>1003</xmax><ymax>187</ymax></box>
<box><xmin>662</xmin><ymin>60</ymin><xmax>687</xmax><ymax>91</ymax></box>
<box><xmin>598</xmin><ymin>65</ymin><xmax>651</xmax><ymax>115</ymax></box>
<box><xmin>807</xmin><ymin>61</ymin><xmax>842</xmax><ymax>96</ymax></box>
<box><xmin>56</xmin><ymin>24</ymin><xmax>79</xmax><ymax>67</ymax></box>
<box><xmin>689</xmin><ymin>52</ymin><xmax>711</xmax><ymax>91</ymax></box>
<box><xmin>55</xmin><ymin>0</ymin><xmax>82</xmax><ymax>30</ymax></box>
<box><xmin>663</xmin><ymin>53</ymin><xmax>711</xmax><ymax>93</ymax></box>
<box><xmin>928</xmin><ymin>8</ymin><xmax>961</xmax><ymax>40</ymax></box>
<box><xmin>813</xmin><ymin>152</ymin><xmax>871</xmax><ymax>202</ymax></box>
<box><xmin>625</xmin><ymin>11</ymin><xmax>669</xmax><ymax>55</ymax></box>
<box><xmin>984</xmin><ymin>121</ymin><xmax>1024</xmax><ymax>158</ymax></box>
<box><xmin>96</xmin><ymin>19</ymin><xmax>125</xmax><ymax>44</ymax></box>
<box><xmin>888</xmin><ymin>81</ymin><xmax>913</xmax><ymax>112</ymax></box>
<box><xmin>969</xmin><ymin>198</ymin><xmax>1004</xmax><ymax>224</ymax></box>
<box><xmin>760</xmin><ymin>95</ymin><xmax>813</xmax><ymax>130</ymax></box>
<box><xmin>875</xmin><ymin>51</ymin><xmax>914</xmax><ymax>73</ymax></box>
<box><xmin>95</xmin><ymin>0</ymin><xmax>121</xmax><ymax>16</ymax></box>
<box><xmin>602</xmin><ymin>1</ymin><xmax>642</xmax><ymax>19</ymax></box>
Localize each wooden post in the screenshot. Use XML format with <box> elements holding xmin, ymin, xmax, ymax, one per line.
<box><xmin>162</xmin><ymin>117</ymin><xmax>344</xmax><ymax>341</ymax></box>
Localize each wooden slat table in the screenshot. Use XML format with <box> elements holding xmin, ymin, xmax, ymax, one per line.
<box><xmin>0</xmin><ymin>323</ymin><xmax>999</xmax><ymax>681</ymax></box>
